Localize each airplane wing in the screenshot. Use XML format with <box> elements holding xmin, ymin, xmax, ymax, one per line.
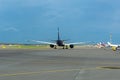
<box><xmin>32</xmin><ymin>40</ymin><xmax>56</xmax><ymax>45</ymax></box>
<box><xmin>68</xmin><ymin>42</ymin><xmax>87</xmax><ymax>45</ymax></box>
<box><xmin>66</xmin><ymin>41</ymin><xmax>92</xmax><ymax>45</ymax></box>
<box><xmin>62</xmin><ymin>42</ymin><xmax>90</xmax><ymax>49</ymax></box>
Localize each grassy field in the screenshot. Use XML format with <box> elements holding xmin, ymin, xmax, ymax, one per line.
<box><xmin>0</xmin><ymin>45</ymin><xmax>49</xmax><ymax>50</ymax></box>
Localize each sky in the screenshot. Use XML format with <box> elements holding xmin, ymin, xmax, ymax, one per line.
<box><xmin>0</xmin><ymin>0</ymin><xmax>120</xmax><ymax>43</ymax></box>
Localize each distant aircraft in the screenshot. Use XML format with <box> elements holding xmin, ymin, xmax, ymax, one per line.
<box><xmin>97</xmin><ymin>42</ymin><xmax>108</xmax><ymax>48</ymax></box>
<box><xmin>32</xmin><ymin>28</ymin><xmax>86</xmax><ymax>49</ymax></box>
<box><xmin>106</xmin><ymin>34</ymin><xmax>120</xmax><ymax>51</ymax></box>
<box><xmin>107</xmin><ymin>42</ymin><xmax>120</xmax><ymax>51</ymax></box>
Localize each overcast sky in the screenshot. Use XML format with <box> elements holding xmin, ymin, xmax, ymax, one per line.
<box><xmin>0</xmin><ymin>0</ymin><xmax>120</xmax><ymax>43</ymax></box>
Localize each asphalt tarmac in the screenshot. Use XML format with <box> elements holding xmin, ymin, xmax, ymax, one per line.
<box><xmin>0</xmin><ymin>48</ymin><xmax>120</xmax><ymax>80</ymax></box>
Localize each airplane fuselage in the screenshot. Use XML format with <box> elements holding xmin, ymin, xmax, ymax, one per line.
<box><xmin>56</xmin><ymin>40</ymin><xmax>64</xmax><ymax>46</ymax></box>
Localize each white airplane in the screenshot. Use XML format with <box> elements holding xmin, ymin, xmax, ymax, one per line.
<box><xmin>32</xmin><ymin>28</ymin><xmax>88</xmax><ymax>49</ymax></box>
<box><xmin>107</xmin><ymin>42</ymin><xmax>120</xmax><ymax>51</ymax></box>
<box><xmin>97</xmin><ymin>42</ymin><xmax>108</xmax><ymax>48</ymax></box>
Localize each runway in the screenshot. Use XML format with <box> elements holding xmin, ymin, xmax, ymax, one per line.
<box><xmin>0</xmin><ymin>48</ymin><xmax>120</xmax><ymax>80</ymax></box>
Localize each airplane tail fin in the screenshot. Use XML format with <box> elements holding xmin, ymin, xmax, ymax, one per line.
<box><xmin>58</xmin><ymin>27</ymin><xmax>60</xmax><ymax>40</ymax></box>
<box><xmin>107</xmin><ymin>42</ymin><xmax>112</xmax><ymax>46</ymax></box>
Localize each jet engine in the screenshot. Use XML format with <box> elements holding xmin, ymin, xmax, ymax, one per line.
<box><xmin>50</xmin><ymin>44</ymin><xmax>54</xmax><ymax>48</ymax></box>
<box><xmin>69</xmin><ymin>44</ymin><xmax>74</xmax><ymax>48</ymax></box>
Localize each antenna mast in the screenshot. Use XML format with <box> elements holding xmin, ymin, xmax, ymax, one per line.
<box><xmin>110</xmin><ymin>33</ymin><xmax>112</xmax><ymax>43</ymax></box>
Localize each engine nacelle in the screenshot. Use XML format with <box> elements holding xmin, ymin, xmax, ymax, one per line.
<box><xmin>50</xmin><ymin>44</ymin><xmax>54</xmax><ymax>48</ymax></box>
<box><xmin>69</xmin><ymin>44</ymin><xmax>74</xmax><ymax>48</ymax></box>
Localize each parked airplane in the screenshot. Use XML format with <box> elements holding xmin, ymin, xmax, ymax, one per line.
<box><xmin>32</xmin><ymin>28</ymin><xmax>86</xmax><ymax>49</ymax></box>
<box><xmin>107</xmin><ymin>42</ymin><xmax>120</xmax><ymax>51</ymax></box>
<box><xmin>97</xmin><ymin>42</ymin><xmax>107</xmax><ymax>48</ymax></box>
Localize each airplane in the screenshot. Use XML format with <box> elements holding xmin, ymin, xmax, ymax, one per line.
<box><xmin>32</xmin><ymin>28</ymin><xmax>87</xmax><ymax>49</ymax></box>
<box><xmin>97</xmin><ymin>42</ymin><xmax>108</xmax><ymax>48</ymax></box>
<box><xmin>107</xmin><ymin>42</ymin><xmax>120</xmax><ymax>51</ymax></box>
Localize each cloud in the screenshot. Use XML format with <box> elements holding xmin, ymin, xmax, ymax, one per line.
<box><xmin>4</xmin><ymin>27</ymin><xmax>19</xmax><ymax>32</ymax></box>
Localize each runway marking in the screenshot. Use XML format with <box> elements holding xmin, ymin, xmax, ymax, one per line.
<box><xmin>0</xmin><ymin>69</ymin><xmax>80</xmax><ymax>77</ymax></box>
<box><xmin>0</xmin><ymin>67</ymin><xmax>102</xmax><ymax>77</ymax></box>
